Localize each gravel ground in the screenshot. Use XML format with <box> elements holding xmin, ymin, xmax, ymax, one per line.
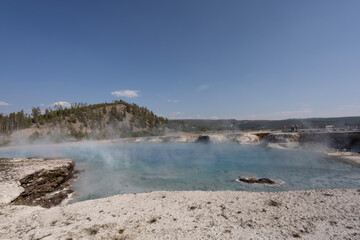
<box><xmin>0</xmin><ymin>189</ymin><xmax>359</xmax><ymax>239</ymax></box>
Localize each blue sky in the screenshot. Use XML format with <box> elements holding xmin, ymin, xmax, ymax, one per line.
<box><xmin>1</xmin><ymin>0</ymin><xmax>359</xmax><ymax>120</ymax></box>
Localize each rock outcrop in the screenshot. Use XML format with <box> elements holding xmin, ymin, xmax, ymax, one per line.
<box><xmin>237</xmin><ymin>176</ymin><xmax>276</xmax><ymax>185</ymax></box>
<box><xmin>0</xmin><ymin>158</ymin><xmax>75</xmax><ymax>208</ymax></box>
<box><xmin>299</xmin><ymin>132</ymin><xmax>360</xmax><ymax>152</ymax></box>
<box><xmin>12</xmin><ymin>160</ymin><xmax>75</xmax><ymax>208</ymax></box>
<box><xmin>195</xmin><ymin>135</ymin><xmax>211</xmax><ymax>143</ymax></box>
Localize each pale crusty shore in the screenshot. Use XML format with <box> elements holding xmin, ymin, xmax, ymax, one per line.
<box><xmin>0</xmin><ymin>189</ymin><xmax>359</xmax><ymax>239</ymax></box>
<box><xmin>325</xmin><ymin>151</ymin><xmax>360</xmax><ymax>165</ymax></box>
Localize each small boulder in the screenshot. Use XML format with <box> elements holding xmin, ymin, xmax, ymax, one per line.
<box><xmin>257</xmin><ymin>178</ymin><xmax>275</xmax><ymax>184</ymax></box>
<box><xmin>238</xmin><ymin>176</ymin><xmax>276</xmax><ymax>185</ymax></box>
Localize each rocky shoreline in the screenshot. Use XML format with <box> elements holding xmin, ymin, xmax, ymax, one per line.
<box><xmin>0</xmin><ymin>158</ymin><xmax>75</xmax><ymax>207</ymax></box>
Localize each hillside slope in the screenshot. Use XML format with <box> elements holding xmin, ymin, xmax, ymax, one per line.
<box><xmin>0</xmin><ymin>100</ymin><xmax>169</xmax><ymax>144</ymax></box>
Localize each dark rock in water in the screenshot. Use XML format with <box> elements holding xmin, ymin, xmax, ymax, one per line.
<box><xmin>195</xmin><ymin>135</ymin><xmax>211</xmax><ymax>143</ymax></box>
<box><xmin>257</xmin><ymin>178</ymin><xmax>275</xmax><ymax>184</ymax></box>
<box><xmin>238</xmin><ymin>177</ymin><xmax>258</xmax><ymax>183</ymax></box>
<box><xmin>238</xmin><ymin>176</ymin><xmax>275</xmax><ymax>185</ymax></box>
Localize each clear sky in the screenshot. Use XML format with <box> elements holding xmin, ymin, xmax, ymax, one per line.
<box><xmin>1</xmin><ymin>0</ymin><xmax>359</xmax><ymax>120</ymax></box>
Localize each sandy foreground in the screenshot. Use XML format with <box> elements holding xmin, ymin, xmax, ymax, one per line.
<box><xmin>0</xmin><ymin>189</ymin><xmax>359</xmax><ymax>239</ymax></box>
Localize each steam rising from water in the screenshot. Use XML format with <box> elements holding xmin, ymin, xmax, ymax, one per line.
<box><xmin>1</xmin><ymin>142</ymin><xmax>360</xmax><ymax>202</ymax></box>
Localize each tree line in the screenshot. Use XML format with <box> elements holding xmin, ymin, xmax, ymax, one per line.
<box><xmin>0</xmin><ymin>108</ymin><xmax>37</xmax><ymax>132</ymax></box>
<box><xmin>0</xmin><ymin>100</ymin><xmax>168</xmax><ymax>135</ymax></box>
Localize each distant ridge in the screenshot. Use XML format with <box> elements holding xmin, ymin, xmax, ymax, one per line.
<box><xmin>179</xmin><ymin>116</ymin><xmax>360</xmax><ymax>131</ymax></box>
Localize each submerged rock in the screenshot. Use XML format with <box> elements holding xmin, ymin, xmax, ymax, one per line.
<box><xmin>237</xmin><ymin>176</ymin><xmax>275</xmax><ymax>185</ymax></box>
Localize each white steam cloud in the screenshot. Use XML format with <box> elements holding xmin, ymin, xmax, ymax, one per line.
<box><xmin>111</xmin><ymin>90</ymin><xmax>139</xmax><ymax>98</ymax></box>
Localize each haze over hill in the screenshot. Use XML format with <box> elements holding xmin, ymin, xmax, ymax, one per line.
<box><xmin>1</xmin><ymin>99</ymin><xmax>360</xmax><ymax>147</ymax></box>
<box><xmin>0</xmin><ymin>100</ymin><xmax>171</xmax><ymax>144</ymax></box>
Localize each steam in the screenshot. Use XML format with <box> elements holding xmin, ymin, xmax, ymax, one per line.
<box><xmin>1</xmin><ymin>120</ymin><xmax>359</xmax><ymax>203</ymax></box>
<box><xmin>3</xmin><ymin>129</ymin><xmax>76</xmax><ymax>148</ymax></box>
<box><xmin>1</xmin><ymin>141</ymin><xmax>360</xmax><ymax>203</ymax></box>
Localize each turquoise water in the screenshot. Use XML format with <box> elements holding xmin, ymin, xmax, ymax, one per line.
<box><xmin>1</xmin><ymin>143</ymin><xmax>360</xmax><ymax>202</ymax></box>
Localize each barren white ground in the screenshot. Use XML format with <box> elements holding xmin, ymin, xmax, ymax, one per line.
<box><xmin>0</xmin><ymin>189</ymin><xmax>359</xmax><ymax>240</ymax></box>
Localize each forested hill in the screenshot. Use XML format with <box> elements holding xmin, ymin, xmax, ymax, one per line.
<box><xmin>0</xmin><ymin>100</ymin><xmax>168</xmax><ymax>140</ymax></box>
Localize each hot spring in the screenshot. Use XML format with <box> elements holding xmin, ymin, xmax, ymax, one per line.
<box><xmin>1</xmin><ymin>142</ymin><xmax>360</xmax><ymax>202</ymax></box>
